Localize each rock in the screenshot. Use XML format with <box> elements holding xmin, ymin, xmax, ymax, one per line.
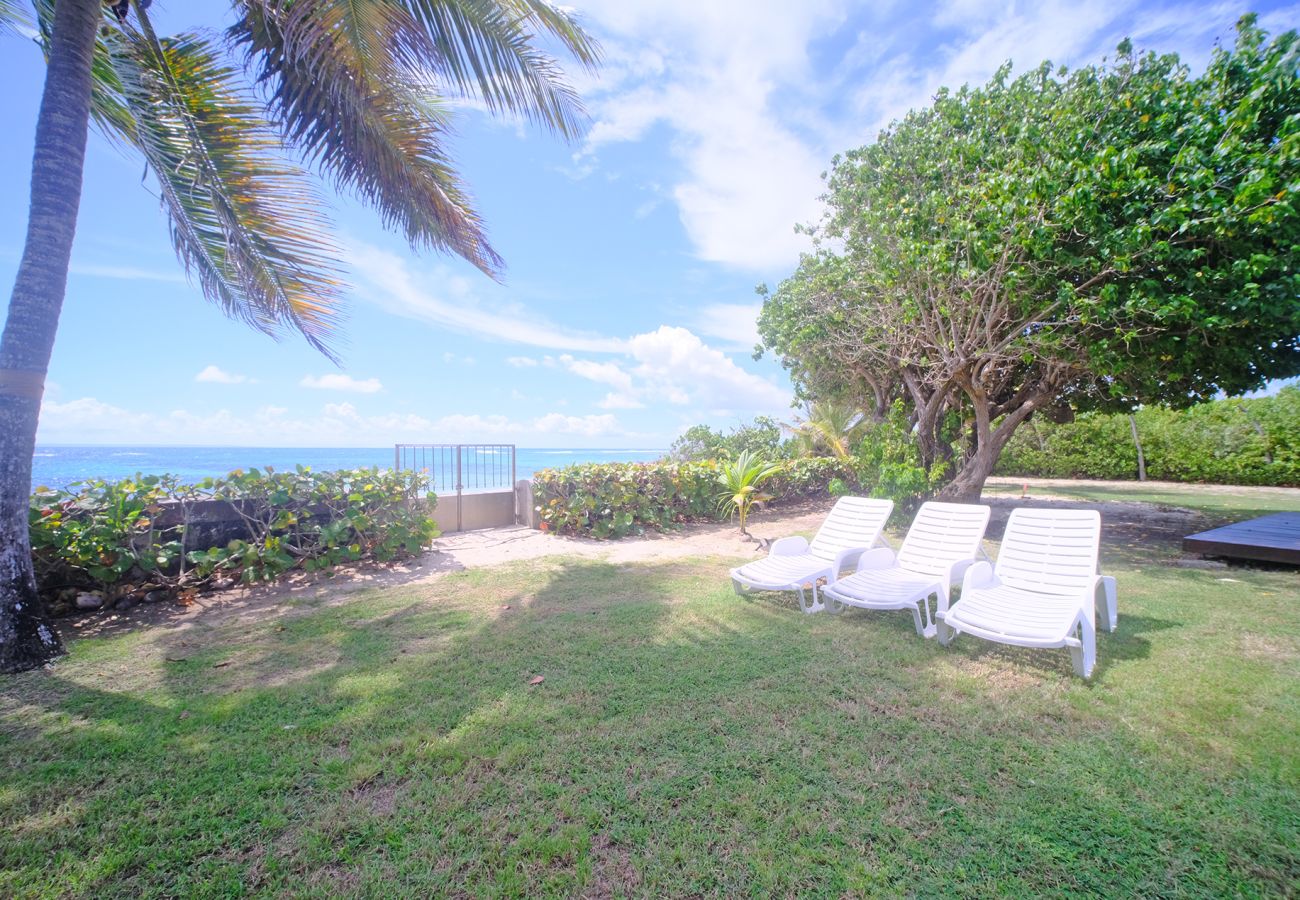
<box><xmin>143</xmin><ymin>590</ymin><xmax>169</xmax><ymax>604</ymax></box>
<box><xmin>75</xmin><ymin>592</ymin><xmax>104</xmax><ymax>611</ymax></box>
<box><xmin>114</xmin><ymin>594</ymin><xmax>138</xmax><ymax>611</ymax></box>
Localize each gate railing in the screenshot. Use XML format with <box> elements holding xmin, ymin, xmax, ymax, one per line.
<box><xmin>394</xmin><ymin>444</ymin><xmax>517</xmax><ymax>531</ymax></box>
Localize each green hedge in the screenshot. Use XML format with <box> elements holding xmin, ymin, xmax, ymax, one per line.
<box><xmin>29</xmin><ymin>467</ymin><xmax>438</xmax><ymax>615</ymax></box>
<box><xmin>533</xmin><ymin>457</ymin><xmax>858</xmax><ymax>539</ymax></box>
<box><xmin>997</xmin><ymin>387</ymin><xmax>1300</xmax><ymax>486</ymax></box>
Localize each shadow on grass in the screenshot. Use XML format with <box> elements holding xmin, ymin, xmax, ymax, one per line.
<box><xmin>1</xmin><ymin>555</ymin><xmax>1295</xmax><ymax>897</ymax></box>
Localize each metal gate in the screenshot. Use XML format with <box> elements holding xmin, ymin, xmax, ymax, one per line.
<box><xmin>394</xmin><ymin>444</ymin><xmax>517</xmax><ymax>532</ymax></box>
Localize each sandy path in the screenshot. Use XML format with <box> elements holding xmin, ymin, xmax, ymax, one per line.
<box><xmin>433</xmin><ymin>501</ymin><xmax>832</xmax><ymax>568</ymax></box>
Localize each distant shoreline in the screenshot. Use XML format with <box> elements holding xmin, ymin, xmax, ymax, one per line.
<box><xmin>31</xmin><ymin>446</ymin><xmax>668</xmax><ymax>492</ymax></box>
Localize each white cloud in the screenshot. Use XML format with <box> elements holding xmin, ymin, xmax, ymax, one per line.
<box><xmin>572</xmin><ymin>0</ymin><xmax>1268</xmax><ymax>272</ymax></box>
<box><xmin>300</xmin><ymin>374</ymin><xmax>384</xmax><ymax>394</ymax></box>
<box><xmin>575</xmin><ymin>0</ymin><xmax>841</xmax><ymax>270</ymax></box>
<box><xmin>348</xmin><ymin>243</ymin><xmax>625</xmax><ymax>352</ymax></box>
<box><xmin>38</xmin><ymin>397</ymin><xmax>633</xmax><ymax>446</ymax></box>
<box><xmin>557</xmin><ymin>354</ymin><xmax>635</xmax><ymax>391</ymax></box>
<box><xmin>506</xmin><ymin>356</ymin><xmax>539</xmax><ymax>367</ymax></box>
<box><xmin>692</xmin><ymin>303</ymin><xmax>763</xmax><ymax>350</ymax></box>
<box><xmin>195</xmin><ymin>365</ymin><xmax>254</xmax><ymax>385</ymax></box>
<box><xmin>597</xmin><ymin>392</ymin><xmax>646</xmax><ymax>410</ymax></box>
<box><xmin>560</xmin><ymin>325</ymin><xmax>790</xmax><ymax>414</ymax></box>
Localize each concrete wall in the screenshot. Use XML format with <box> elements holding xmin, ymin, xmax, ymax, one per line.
<box><xmin>433</xmin><ymin>489</ymin><xmax>518</xmax><ymax>533</ymax></box>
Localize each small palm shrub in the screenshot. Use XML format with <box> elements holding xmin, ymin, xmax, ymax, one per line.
<box><xmin>715</xmin><ymin>451</ymin><xmax>784</xmax><ymax>537</ymax></box>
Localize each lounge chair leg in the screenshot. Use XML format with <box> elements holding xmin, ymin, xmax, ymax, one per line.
<box><xmin>936</xmin><ymin>619</ymin><xmax>955</xmax><ymax>647</ymax></box>
<box><xmin>797</xmin><ymin>585</ymin><xmax>823</xmax><ymax>615</ymax></box>
<box><xmin>918</xmin><ymin>592</ymin><xmax>938</xmax><ymax>639</ymax></box>
<box><xmin>823</xmin><ymin>593</ymin><xmax>843</xmax><ymax>615</ymax></box>
<box><xmin>909</xmin><ymin>605</ymin><xmax>925</xmax><ymax>637</ymax></box>
<box><xmin>1070</xmin><ymin>617</ymin><xmax>1097</xmax><ymax>678</ymax></box>
<box><xmin>1101</xmin><ymin>576</ymin><xmax>1118</xmax><ymax>632</ymax></box>
<box><xmin>732</xmin><ymin>579</ymin><xmax>745</xmax><ymax>597</ymax></box>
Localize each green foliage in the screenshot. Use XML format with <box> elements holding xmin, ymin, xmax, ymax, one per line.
<box><xmin>715</xmin><ymin>451</ymin><xmax>783</xmax><ymax>534</ymax></box>
<box><xmin>786</xmin><ymin>399</ymin><xmax>869</xmax><ymax>459</ymax></box>
<box><xmin>533</xmin><ymin>456</ymin><xmax>858</xmax><ymax>539</ymax></box>
<box><xmin>853</xmin><ymin>403</ymin><xmax>949</xmax><ymax>517</ymax></box>
<box><xmin>28</xmin><ymin>474</ymin><xmax>189</xmax><ymax>593</ymax></box>
<box><xmin>998</xmin><ymin>387</ymin><xmax>1300</xmax><ymax>485</ymax></box>
<box><xmin>28</xmin><ymin>467</ymin><xmax>438</xmax><ymax>606</ymax></box>
<box><xmin>759</xmin><ymin>17</ymin><xmax>1300</xmax><ymax>498</ymax></box>
<box><xmin>533</xmin><ymin>461</ymin><xmax>718</xmax><ymax>539</ymax></box>
<box><xmin>669</xmin><ymin>416</ymin><xmax>787</xmax><ymax>462</ymax></box>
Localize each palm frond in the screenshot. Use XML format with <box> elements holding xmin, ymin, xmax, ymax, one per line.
<box><xmin>101</xmin><ymin>22</ymin><xmax>344</xmax><ymax>359</ymax></box>
<box><xmin>0</xmin><ymin>0</ymin><xmax>32</xmax><ymax>38</ymax></box>
<box><xmin>401</xmin><ymin>0</ymin><xmax>600</xmax><ymax>139</ymax></box>
<box><xmin>230</xmin><ymin>0</ymin><xmax>503</xmax><ymax>274</ymax></box>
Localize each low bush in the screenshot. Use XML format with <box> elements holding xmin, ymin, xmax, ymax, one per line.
<box><xmin>533</xmin><ymin>456</ymin><xmax>859</xmax><ymax>538</ymax></box>
<box><xmin>29</xmin><ymin>467</ymin><xmax>438</xmax><ymax>614</ymax></box>
<box><xmin>997</xmin><ymin>387</ymin><xmax>1300</xmax><ymax>486</ymax></box>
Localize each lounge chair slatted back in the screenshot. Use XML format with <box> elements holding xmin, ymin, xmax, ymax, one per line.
<box><xmin>895</xmin><ymin>502</ymin><xmax>992</xmax><ymax>577</ymax></box>
<box><xmin>994</xmin><ymin>508</ymin><xmax>1101</xmax><ymax>597</ymax></box>
<box><xmin>809</xmin><ymin>497</ymin><xmax>894</xmax><ymax>562</ymax></box>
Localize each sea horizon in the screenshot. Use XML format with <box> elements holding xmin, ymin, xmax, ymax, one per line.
<box><xmin>31</xmin><ymin>445</ymin><xmax>669</xmax><ymax>492</ymax></box>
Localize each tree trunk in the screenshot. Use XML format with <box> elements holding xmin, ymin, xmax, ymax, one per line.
<box><xmin>0</xmin><ymin>0</ymin><xmax>103</xmax><ymax>674</ymax></box>
<box><xmin>935</xmin><ymin>388</ymin><xmax>1046</xmax><ymax>503</ymax></box>
<box><xmin>1128</xmin><ymin>415</ymin><xmax>1147</xmax><ymax>481</ymax></box>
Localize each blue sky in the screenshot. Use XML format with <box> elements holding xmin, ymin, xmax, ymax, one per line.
<box><xmin>2</xmin><ymin>0</ymin><xmax>1296</xmax><ymax>447</ymax></box>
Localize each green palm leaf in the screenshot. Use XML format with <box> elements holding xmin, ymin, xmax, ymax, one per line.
<box><xmin>402</xmin><ymin>0</ymin><xmax>600</xmax><ymax>138</ymax></box>
<box><xmin>102</xmin><ymin>23</ymin><xmax>344</xmax><ymax>358</ymax></box>
<box><xmin>0</xmin><ymin>0</ymin><xmax>31</xmax><ymax>38</ymax></box>
<box><xmin>231</xmin><ymin>0</ymin><xmax>501</xmax><ymax>273</ymax></box>
<box><xmin>716</xmin><ymin>450</ymin><xmax>783</xmax><ymax>534</ymax></box>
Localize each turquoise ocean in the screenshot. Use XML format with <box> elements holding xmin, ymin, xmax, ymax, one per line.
<box><xmin>31</xmin><ymin>446</ymin><xmax>666</xmax><ymax>492</ymax></box>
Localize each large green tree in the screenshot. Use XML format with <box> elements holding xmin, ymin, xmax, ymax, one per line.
<box><xmin>759</xmin><ymin>16</ymin><xmax>1299</xmax><ymax>501</ymax></box>
<box><xmin>0</xmin><ymin>0</ymin><xmax>598</xmax><ymax>674</ymax></box>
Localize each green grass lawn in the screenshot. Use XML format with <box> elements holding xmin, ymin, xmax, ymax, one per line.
<box><xmin>3</xmin><ymin>507</ymin><xmax>1298</xmax><ymax>896</ymax></box>
<box><xmin>984</xmin><ymin>479</ymin><xmax>1299</xmax><ymax>520</ymax></box>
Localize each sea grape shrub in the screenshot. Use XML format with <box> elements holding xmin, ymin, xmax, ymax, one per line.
<box><xmin>28</xmin><ymin>467</ymin><xmax>438</xmax><ymax>609</ymax></box>
<box><xmin>533</xmin><ymin>457</ymin><xmax>859</xmax><ymax>539</ymax></box>
<box><xmin>29</xmin><ymin>474</ymin><xmax>189</xmax><ymax>603</ymax></box>
<box><xmin>996</xmin><ymin>388</ymin><xmax>1300</xmax><ymax>485</ymax></box>
<box><xmin>766</xmin><ymin>457</ymin><xmax>859</xmax><ymax>501</ymax></box>
<box><xmin>533</xmin><ymin>461</ymin><xmax>717</xmax><ymax>538</ymax></box>
<box><xmin>186</xmin><ymin>466</ymin><xmax>438</xmax><ymax>583</ymax></box>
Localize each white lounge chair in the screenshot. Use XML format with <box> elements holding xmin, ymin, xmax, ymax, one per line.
<box><xmin>730</xmin><ymin>496</ymin><xmax>894</xmax><ymax>614</ymax></box>
<box><xmin>821</xmin><ymin>501</ymin><xmax>991</xmax><ymax>637</ymax></box>
<box><xmin>936</xmin><ymin>508</ymin><xmax>1106</xmax><ymax>678</ymax></box>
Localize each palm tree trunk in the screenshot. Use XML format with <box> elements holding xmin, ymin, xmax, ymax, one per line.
<box><xmin>0</xmin><ymin>0</ymin><xmax>103</xmax><ymax>674</ymax></box>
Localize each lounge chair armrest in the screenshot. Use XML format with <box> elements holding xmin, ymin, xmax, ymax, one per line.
<box><xmin>943</xmin><ymin>557</ymin><xmax>980</xmax><ymax>590</ymax></box>
<box><xmin>769</xmin><ymin>536</ymin><xmax>810</xmax><ymax>556</ymax></box>
<box><xmin>854</xmin><ymin>547</ymin><xmax>898</xmax><ymax>572</ymax></box>
<box><xmin>830</xmin><ymin>545</ymin><xmax>871</xmax><ymax>581</ymax></box>
<box><xmin>954</xmin><ymin>561</ymin><xmax>997</xmax><ymax>608</ymax></box>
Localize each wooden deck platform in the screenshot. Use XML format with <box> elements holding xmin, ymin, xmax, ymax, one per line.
<box><xmin>1183</xmin><ymin>512</ymin><xmax>1300</xmax><ymax>565</ymax></box>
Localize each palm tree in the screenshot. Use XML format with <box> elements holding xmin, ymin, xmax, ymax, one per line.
<box><xmin>715</xmin><ymin>450</ymin><xmax>783</xmax><ymax>540</ymax></box>
<box><xmin>786</xmin><ymin>399</ymin><xmax>868</xmax><ymax>459</ymax></box>
<box><xmin>0</xmin><ymin>0</ymin><xmax>599</xmax><ymax>674</ymax></box>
